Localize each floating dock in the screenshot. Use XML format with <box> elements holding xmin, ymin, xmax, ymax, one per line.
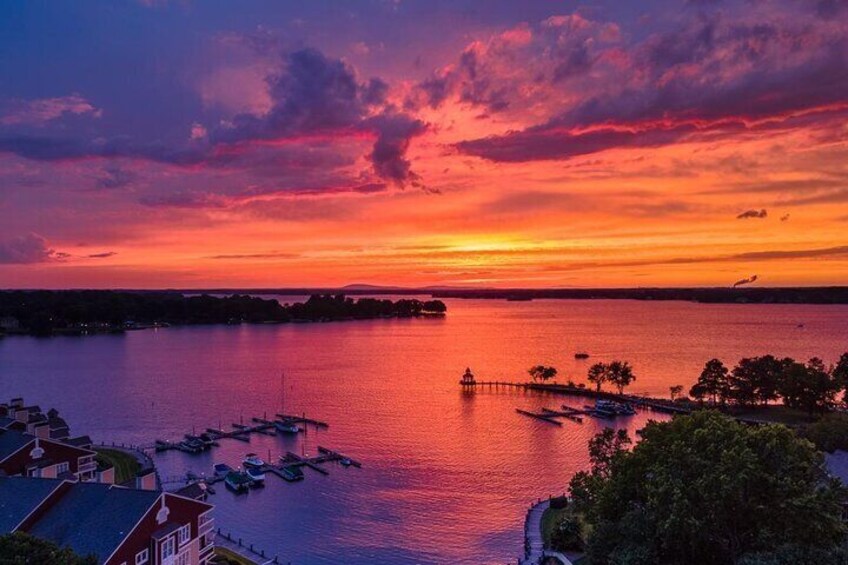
<box><xmin>153</xmin><ymin>412</ymin><xmax>329</xmax><ymax>454</ymax></box>
<box><xmin>515</xmin><ymin>408</ymin><xmax>562</xmax><ymax>426</ymax></box>
<box><xmin>541</xmin><ymin>407</ymin><xmax>583</xmax><ymax>423</ymax></box>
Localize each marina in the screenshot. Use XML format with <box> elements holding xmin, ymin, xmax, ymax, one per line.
<box><xmin>153</xmin><ymin>413</ymin><xmax>330</xmax><ymax>454</ymax></box>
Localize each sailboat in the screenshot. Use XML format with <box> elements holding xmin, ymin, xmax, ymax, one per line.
<box><xmin>275</xmin><ymin>372</ymin><xmax>301</xmax><ymax>434</ymax></box>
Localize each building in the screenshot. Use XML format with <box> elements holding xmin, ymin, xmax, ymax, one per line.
<box><xmin>0</xmin><ymin>428</ymin><xmax>97</xmax><ymax>482</ymax></box>
<box><xmin>0</xmin><ymin>398</ymin><xmax>75</xmax><ymax>440</ymax></box>
<box><xmin>0</xmin><ymin>476</ymin><xmax>215</xmax><ymax>565</ymax></box>
<box><xmin>0</xmin><ymin>316</ymin><xmax>20</xmax><ymax>332</ymax></box>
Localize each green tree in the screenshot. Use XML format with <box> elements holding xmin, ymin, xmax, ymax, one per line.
<box><xmin>729</xmin><ymin>356</ymin><xmax>790</xmax><ymax>407</ymax></box>
<box><xmin>528</xmin><ymin>365</ymin><xmax>557</xmax><ymax>383</ymax></box>
<box><xmin>669</xmin><ymin>385</ymin><xmax>684</xmax><ymax>401</ymax></box>
<box><xmin>0</xmin><ymin>533</ymin><xmax>96</xmax><ymax>564</ymax></box>
<box><xmin>803</xmin><ymin>412</ymin><xmax>848</xmax><ymax>453</ymax></box>
<box><xmin>778</xmin><ymin>358</ymin><xmax>840</xmax><ymax>415</ymax></box>
<box><xmin>607</xmin><ymin>360</ymin><xmax>636</xmax><ymax>394</ymax></box>
<box><xmin>834</xmin><ymin>353</ymin><xmax>848</xmax><ymax>404</ymax></box>
<box><xmin>690</xmin><ymin>358</ymin><xmax>731</xmax><ymax>404</ymax></box>
<box><xmin>587</xmin><ymin>363</ymin><xmax>607</xmax><ymax>392</ymax></box>
<box><xmin>569</xmin><ymin>412</ymin><xmax>846</xmax><ymax>565</ymax></box>
<box><xmin>550</xmin><ymin>515</ymin><xmax>584</xmax><ymax>552</ymax></box>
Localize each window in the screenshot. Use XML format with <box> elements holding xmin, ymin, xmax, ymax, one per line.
<box><xmin>135</xmin><ymin>549</ymin><xmax>149</xmax><ymax>565</ymax></box>
<box><xmin>55</xmin><ymin>462</ymin><xmax>69</xmax><ymax>474</ymax></box>
<box><xmin>175</xmin><ymin>552</ymin><xmax>190</xmax><ymax>565</ymax></box>
<box><xmin>160</xmin><ymin>537</ymin><xmax>175</xmax><ymax>561</ymax></box>
<box><xmin>178</xmin><ymin>524</ymin><xmax>191</xmax><ymax>545</ymax></box>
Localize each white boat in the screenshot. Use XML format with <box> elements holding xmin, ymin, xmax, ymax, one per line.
<box><xmin>242</xmin><ymin>453</ymin><xmax>265</xmax><ymax>468</ymax></box>
<box><xmin>340</xmin><ymin>457</ymin><xmax>352</xmax><ymax>467</ymax></box>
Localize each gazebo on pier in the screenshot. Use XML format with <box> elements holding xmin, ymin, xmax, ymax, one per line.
<box><xmin>460</xmin><ymin>367</ymin><xmax>476</xmax><ymax>386</ymax></box>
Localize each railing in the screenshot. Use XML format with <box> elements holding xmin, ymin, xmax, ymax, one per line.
<box><xmin>216</xmin><ymin>528</ymin><xmax>282</xmax><ymax>564</ymax></box>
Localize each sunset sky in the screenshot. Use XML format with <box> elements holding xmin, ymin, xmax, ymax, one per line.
<box><xmin>1</xmin><ymin>0</ymin><xmax>846</xmax><ymax>288</ymax></box>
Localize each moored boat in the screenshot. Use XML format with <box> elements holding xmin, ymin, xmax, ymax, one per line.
<box><xmin>246</xmin><ymin>466</ymin><xmax>265</xmax><ymax>486</ymax></box>
<box><xmin>340</xmin><ymin>457</ymin><xmax>352</xmax><ymax>467</ymax></box>
<box><xmin>574</xmin><ymin>352</ymin><xmax>590</xmax><ymax>359</ymax></box>
<box><xmin>242</xmin><ymin>453</ymin><xmax>265</xmax><ymax>468</ymax></box>
<box><xmin>280</xmin><ymin>464</ymin><xmax>304</xmax><ymax>482</ymax></box>
<box><xmin>214</xmin><ymin>463</ymin><xmax>234</xmax><ymax>479</ymax></box>
<box><xmin>592</xmin><ymin>400</ymin><xmax>636</xmax><ymax>417</ymax></box>
<box><xmin>224</xmin><ymin>470</ymin><xmax>251</xmax><ymax>493</ymax></box>
<box><xmin>274</xmin><ymin>420</ymin><xmax>301</xmax><ymax>434</ymax></box>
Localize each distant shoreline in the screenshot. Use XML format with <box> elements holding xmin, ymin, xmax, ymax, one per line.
<box><xmin>2</xmin><ymin>287</ymin><xmax>848</xmax><ymax>304</ymax></box>
<box><xmin>0</xmin><ymin>291</ymin><xmax>447</xmax><ymax>337</ymax></box>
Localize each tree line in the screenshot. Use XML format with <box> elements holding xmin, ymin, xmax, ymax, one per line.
<box><xmin>0</xmin><ymin>290</ymin><xmax>447</xmax><ymax>335</ymax></box>
<box><xmin>689</xmin><ymin>354</ymin><xmax>848</xmax><ymax>414</ymax></box>
<box><xmin>528</xmin><ymin>361</ymin><xmax>637</xmax><ymax>394</ymax></box>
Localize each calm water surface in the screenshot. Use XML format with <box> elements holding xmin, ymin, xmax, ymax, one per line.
<box><xmin>1</xmin><ymin>299</ymin><xmax>847</xmax><ymax>564</ymax></box>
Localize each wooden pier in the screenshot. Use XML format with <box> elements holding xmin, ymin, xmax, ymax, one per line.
<box><xmin>465</xmin><ymin>380</ymin><xmax>694</xmax><ymax>416</ymax></box>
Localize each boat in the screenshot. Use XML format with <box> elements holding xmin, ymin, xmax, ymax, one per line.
<box><xmin>179</xmin><ymin>437</ymin><xmax>205</xmax><ymax>453</ymax></box>
<box><xmin>242</xmin><ymin>453</ymin><xmax>265</xmax><ymax>468</ymax></box>
<box><xmin>198</xmin><ymin>432</ymin><xmax>217</xmax><ymax>448</ymax></box>
<box><xmin>592</xmin><ymin>400</ymin><xmax>636</xmax><ymax>417</ymax></box>
<box><xmin>184</xmin><ymin>434</ymin><xmax>210</xmax><ymax>451</ymax></box>
<box><xmin>246</xmin><ymin>466</ymin><xmax>265</xmax><ymax>486</ymax></box>
<box><xmin>280</xmin><ymin>465</ymin><xmax>304</xmax><ymax>482</ymax></box>
<box><xmin>574</xmin><ymin>352</ymin><xmax>590</xmax><ymax>359</ymax></box>
<box><xmin>213</xmin><ymin>463</ymin><xmax>234</xmax><ymax>479</ymax></box>
<box><xmin>275</xmin><ymin>419</ymin><xmax>301</xmax><ymax>434</ymax></box>
<box><xmin>340</xmin><ymin>457</ymin><xmax>352</xmax><ymax>467</ymax></box>
<box><xmin>586</xmin><ymin>403</ymin><xmax>615</xmax><ymax>418</ymax></box>
<box><xmin>224</xmin><ymin>470</ymin><xmax>251</xmax><ymax>493</ymax></box>
<box><xmin>276</xmin><ymin>371</ymin><xmax>300</xmax><ymax>433</ymax></box>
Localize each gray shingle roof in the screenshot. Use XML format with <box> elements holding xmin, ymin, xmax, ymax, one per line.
<box><xmin>28</xmin><ymin>482</ymin><xmax>161</xmax><ymax>562</ymax></box>
<box><xmin>0</xmin><ymin>429</ymin><xmax>33</xmax><ymax>461</ymax></box>
<box><xmin>0</xmin><ymin>476</ymin><xmax>65</xmax><ymax>533</ymax></box>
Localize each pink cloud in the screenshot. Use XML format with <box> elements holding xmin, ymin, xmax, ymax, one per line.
<box><xmin>1</xmin><ymin>95</ymin><xmax>102</xmax><ymax>126</ymax></box>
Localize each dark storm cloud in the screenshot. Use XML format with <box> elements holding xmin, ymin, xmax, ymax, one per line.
<box><xmin>0</xmin><ymin>47</ymin><xmax>426</xmax><ymax>190</ymax></box>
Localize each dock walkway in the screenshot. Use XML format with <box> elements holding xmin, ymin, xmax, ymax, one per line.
<box><xmin>519</xmin><ymin>499</ymin><xmax>573</xmax><ymax>565</ymax></box>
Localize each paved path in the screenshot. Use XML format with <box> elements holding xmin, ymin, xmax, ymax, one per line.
<box><xmin>520</xmin><ymin>499</ymin><xmax>548</xmax><ymax>564</ymax></box>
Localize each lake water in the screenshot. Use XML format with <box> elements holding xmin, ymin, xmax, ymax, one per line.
<box><xmin>1</xmin><ymin>299</ymin><xmax>846</xmax><ymax>564</ymax></box>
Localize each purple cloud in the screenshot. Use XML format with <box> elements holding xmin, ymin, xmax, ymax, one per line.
<box><xmin>0</xmin><ymin>95</ymin><xmax>101</xmax><ymax>126</ymax></box>
<box><xmin>447</xmin><ymin>5</ymin><xmax>848</xmax><ymax>162</ymax></box>
<box><xmin>0</xmin><ymin>233</ymin><xmax>60</xmax><ymax>264</ymax></box>
<box><xmin>0</xmin><ymin>48</ymin><xmax>426</xmax><ymax>191</ymax></box>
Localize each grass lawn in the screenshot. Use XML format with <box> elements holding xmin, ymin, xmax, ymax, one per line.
<box><xmin>541</xmin><ymin>506</ymin><xmax>569</xmax><ymax>548</ymax></box>
<box><xmin>725</xmin><ymin>405</ymin><xmax>817</xmax><ymax>426</ymax></box>
<box><xmin>212</xmin><ymin>547</ymin><xmax>258</xmax><ymax>565</ymax></box>
<box><xmin>94</xmin><ymin>448</ymin><xmax>141</xmax><ymax>484</ymax></box>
